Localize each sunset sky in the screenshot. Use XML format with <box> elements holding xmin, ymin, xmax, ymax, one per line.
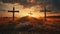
<box><xmin>0</xmin><ymin>0</ymin><xmax>60</xmax><ymax>18</ymax></box>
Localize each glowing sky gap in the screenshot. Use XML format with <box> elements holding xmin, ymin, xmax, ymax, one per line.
<box><xmin>0</xmin><ymin>0</ymin><xmax>60</xmax><ymax>17</ymax></box>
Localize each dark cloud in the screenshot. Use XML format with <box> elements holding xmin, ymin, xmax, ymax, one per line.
<box><xmin>47</xmin><ymin>0</ymin><xmax>60</xmax><ymax>13</ymax></box>
<box><xmin>0</xmin><ymin>0</ymin><xmax>13</xmax><ymax>3</ymax></box>
<box><xmin>0</xmin><ymin>9</ymin><xmax>6</xmax><ymax>11</ymax></box>
<box><xmin>41</xmin><ymin>0</ymin><xmax>60</xmax><ymax>13</ymax></box>
<box><xmin>0</xmin><ymin>0</ymin><xmax>60</xmax><ymax>13</ymax></box>
<box><xmin>0</xmin><ymin>3</ymin><xmax>6</xmax><ymax>11</ymax></box>
<box><xmin>1</xmin><ymin>0</ymin><xmax>29</xmax><ymax>4</ymax></box>
<box><xmin>0</xmin><ymin>0</ymin><xmax>43</xmax><ymax>5</ymax></box>
<box><xmin>0</xmin><ymin>0</ymin><xmax>43</xmax><ymax>8</ymax></box>
<box><xmin>53</xmin><ymin>0</ymin><xmax>60</xmax><ymax>10</ymax></box>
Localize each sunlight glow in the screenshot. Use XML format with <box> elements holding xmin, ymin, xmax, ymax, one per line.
<box><xmin>14</xmin><ymin>4</ymin><xmax>44</xmax><ymax>18</ymax></box>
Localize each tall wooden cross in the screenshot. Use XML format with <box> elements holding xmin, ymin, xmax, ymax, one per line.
<box><xmin>8</xmin><ymin>7</ymin><xmax>19</xmax><ymax>21</ymax></box>
<box><xmin>40</xmin><ymin>8</ymin><xmax>51</xmax><ymax>22</ymax></box>
<box><xmin>40</xmin><ymin>0</ymin><xmax>51</xmax><ymax>22</ymax></box>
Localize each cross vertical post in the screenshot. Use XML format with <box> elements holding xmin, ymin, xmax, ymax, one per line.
<box><xmin>44</xmin><ymin>7</ymin><xmax>47</xmax><ymax>22</ymax></box>
<box><xmin>8</xmin><ymin>7</ymin><xmax>19</xmax><ymax>21</ymax></box>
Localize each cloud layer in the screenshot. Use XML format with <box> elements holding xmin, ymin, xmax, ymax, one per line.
<box><xmin>0</xmin><ymin>0</ymin><xmax>60</xmax><ymax>14</ymax></box>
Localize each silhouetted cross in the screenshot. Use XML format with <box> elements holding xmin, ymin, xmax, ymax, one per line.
<box><xmin>8</xmin><ymin>7</ymin><xmax>19</xmax><ymax>21</ymax></box>
<box><xmin>40</xmin><ymin>8</ymin><xmax>51</xmax><ymax>21</ymax></box>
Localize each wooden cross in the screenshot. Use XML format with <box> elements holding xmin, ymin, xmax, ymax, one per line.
<box><xmin>40</xmin><ymin>8</ymin><xmax>51</xmax><ymax>21</ymax></box>
<box><xmin>8</xmin><ymin>7</ymin><xmax>19</xmax><ymax>21</ymax></box>
<box><xmin>40</xmin><ymin>0</ymin><xmax>51</xmax><ymax>22</ymax></box>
